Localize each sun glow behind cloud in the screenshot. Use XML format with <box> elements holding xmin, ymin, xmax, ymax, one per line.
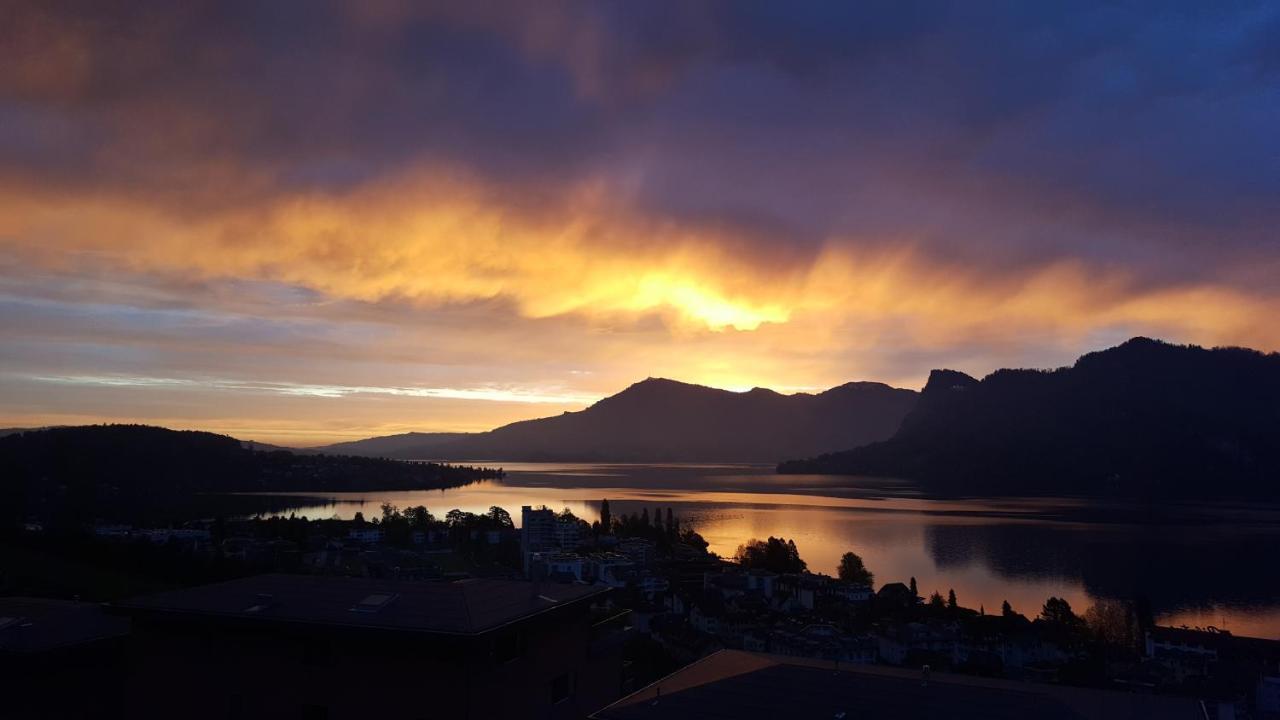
<box><xmin>5</xmin><ymin>175</ymin><xmax>1278</xmax><ymax>357</ymax></box>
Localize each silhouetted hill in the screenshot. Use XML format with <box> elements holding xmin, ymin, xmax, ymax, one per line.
<box><xmin>0</xmin><ymin>425</ymin><xmax>501</xmax><ymax>525</ymax></box>
<box><xmin>779</xmin><ymin>338</ymin><xmax>1280</xmax><ymax>498</ymax></box>
<box><xmin>313</xmin><ymin>432</ymin><xmax>472</xmax><ymax>457</ymax></box>
<box><xmin>314</xmin><ymin>378</ymin><xmax>919</xmax><ymax>463</ymax></box>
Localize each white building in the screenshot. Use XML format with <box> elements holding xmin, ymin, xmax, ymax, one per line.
<box><xmin>618</xmin><ymin>538</ymin><xmax>656</xmax><ymax>565</ymax></box>
<box><xmin>348</xmin><ymin>528</ymin><xmax>384</xmax><ymax>544</ymax></box>
<box><xmin>521</xmin><ymin>505</ymin><xmax>583</xmax><ymax>573</ymax></box>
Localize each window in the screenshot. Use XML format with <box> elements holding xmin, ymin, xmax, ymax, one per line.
<box><xmin>550</xmin><ymin>673</ymin><xmax>572</xmax><ymax>705</ymax></box>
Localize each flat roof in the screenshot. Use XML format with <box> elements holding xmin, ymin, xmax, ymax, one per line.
<box><xmin>111</xmin><ymin>574</ymin><xmax>607</xmax><ymax>635</ymax></box>
<box><xmin>0</xmin><ymin>597</ymin><xmax>130</xmax><ymax>654</ymax></box>
<box><xmin>593</xmin><ymin>650</ymin><xmax>1204</xmax><ymax>720</ymax></box>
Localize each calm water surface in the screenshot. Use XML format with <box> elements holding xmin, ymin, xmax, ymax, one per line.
<box><xmin>240</xmin><ymin>463</ymin><xmax>1280</xmax><ymax>639</ymax></box>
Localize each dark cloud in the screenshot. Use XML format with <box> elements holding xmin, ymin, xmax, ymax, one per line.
<box><xmin>1</xmin><ymin>1</ymin><xmax>1277</xmax><ymax>283</ymax></box>
<box><xmin>6</xmin><ymin>4</ymin><xmax>1272</xmax><ymax>276</ymax></box>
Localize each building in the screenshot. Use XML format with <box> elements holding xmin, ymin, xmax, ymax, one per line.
<box><xmin>591</xmin><ymin>650</ymin><xmax>1205</xmax><ymax>719</ymax></box>
<box><xmin>109</xmin><ymin>573</ymin><xmax>628</xmax><ymax>719</ymax></box>
<box><xmin>522</xmin><ymin>505</ymin><xmax>557</xmax><ymax>564</ymax></box>
<box><xmin>876</xmin><ymin>581</ymin><xmax>917</xmax><ymax>608</ymax></box>
<box><xmin>1259</xmin><ymin>671</ymin><xmax>1280</xmax><ymax>717</ymax></box>
<box><xmin>1</xmin><ymin>597</ymin><xmax>131</xmax><ymax>719</ymax></box>
<box><xmin>347</xmin><ymin>527</ymin><xmax>385</xmax><ymax>544</ymax></box>
<box><xmin>522</xmin><ymin>505</ymin><xmax>584</xmax><ymax>572</ymax></box>
<box><xmin>618</xmin><ymin>538</ymin><xmax>656</xmax><ymax>565</ymax></box>
<box><xmin>1145</xmin><ymin>625</ymin><xmax>1280</xmax><ymax>689</ymax></box>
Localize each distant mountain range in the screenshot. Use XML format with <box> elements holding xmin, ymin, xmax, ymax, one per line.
<box><xmin>311</xmin><ymin>378</ymin><xmax>920</xmax><ymax>463</ymax></box>
<box><xmin>779</xmin><ymin>338</ymin><xmax>1280</xmax><ymax>498</ymax></box>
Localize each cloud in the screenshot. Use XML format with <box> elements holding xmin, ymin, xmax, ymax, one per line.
<box><xmin>4</xmin><ymin>169</ymin><xmax>1278</xmax><ymax>351</ymax></box>
<box><xmin>22</xmin><ymin>373</ymin><xmax>598</xmax><ymax>404</ymax></box>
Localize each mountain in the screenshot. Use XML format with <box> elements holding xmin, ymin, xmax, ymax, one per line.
<box><xmin>1</xmin><ymin>427</ymin><xmax>47</xmax><ymax>437</ymax></box>
<box><xmin>312</xmin><ymin>378</ymin><xmax>919</xmax><ymax>463</ymax></box>
<box><xmin>0</xmin><ymin>425</ymin><xmax>501</xmax><ymax>525</ymax></box>
<box><xmin>312</xmin><ymin>432</ymin><xmax>472</xmax><ymax>458</ymax></box>
<box><xmin>778</xmin><ymin>338</ymin><xmax>1280</xmax><ymax>498</ymax></box>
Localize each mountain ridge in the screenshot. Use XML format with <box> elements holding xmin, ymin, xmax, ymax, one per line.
<box><xmin>312</xmin><ymin>377</ymin><xmax>919</xmax><ymax>463</ymax></box>
<box><xmin>778</xmin><ymin>337</ymin><xmax>1280</xmax><ymax>498</ymax></box>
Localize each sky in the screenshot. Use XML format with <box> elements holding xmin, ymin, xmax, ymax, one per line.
<box><xmin>2</xmin><ymin>1</ymin><xmax>1278</xmax><ymax>445</ymax></box>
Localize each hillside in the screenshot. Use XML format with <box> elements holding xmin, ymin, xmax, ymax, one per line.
<box><xmin>0</xmin><ymin>425</ymin><xmax>501</xmax><ymax>525</ymax></box>
<box><xmin>778</xmin><ymin>338</ymin><xmax>1280</xmax><ymax>498</ymax></box>
<box><xmin>312</xmin><ymin>432</ymin><xmax>472</xmax><ymax>458</ymax></box>
<box><xmin>313</xmin><ymin>378</ymin><xmax>919</xmax><ymax>463</ymax></box>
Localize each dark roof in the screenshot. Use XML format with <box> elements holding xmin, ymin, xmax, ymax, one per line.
<box><xmin>0</xmin><ymin>597</ymin><xmax>130</xmax><ymax>654</ymax></box>
<box><xmin>110</xmin><ymin>574</ymin><xmax>607</xmax><ymax>635</ymax></box>
<box><xmin>592</xmin><ymin>650</ymin><xmax>1203</xmax><ymax>720</ymax></box>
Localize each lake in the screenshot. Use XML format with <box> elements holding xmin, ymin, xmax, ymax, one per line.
<box><xmin>238</xmin><ymin>462</ymin><xmax>1280</xmax><ymax>639</ymax></box>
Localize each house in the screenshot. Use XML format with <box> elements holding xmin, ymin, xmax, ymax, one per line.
<box><xmin>109</xmin><ymin>574</ymin><xmax>627</xmax><ymax>719</ymax></box>
<box><xmin>541</xmin><ymin>552</ymin><xmax>588</xmax><ymax>582</ymax></box>
<box><xmin>836</xmin><ymin>582</ymin><xmax>873</xmax><ymax>604</ymax></box>
<box><xmin>1144</xmin><ymin>626</ymin><xmax>1280</xmax><ymax>686</ymax></box>
<box><xmin>690</xmin><ymin>592</ymin><xmax>727</xmax><ymax>636</ymax></box>
<box><xmin>1</xmin><ymin>597</ymin><xmax>132</xmax><ymax>719</ymax></box>
<box><xmin>618</xmin><ymin>538</ymin><xmax>656</xmax><ymax>565</ymax></box>
<box><xmin>876</xmin><ymin>582</ymin><xmax>916</xmax><ymax>609</ymax></box>
<box><xmin>592</xmin><ymin>554</ymin><xmax>636</xmax><ymax>587</ymax></box>
<box><xmin>745</xmin><ymin>570</ymin><xmax>778</xmax><ymax>598</ymax></box>
<box><xmin>347</xmin><ymin>527</ymin><xmax>384</xmax><ymax>544</ymax></box>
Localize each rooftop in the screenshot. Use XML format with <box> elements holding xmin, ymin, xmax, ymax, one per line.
<box><xmin>111</xmin><ymin>573</ymin><xmax>607</xmax><ymax>635</ymax></box>
<box><xmin>592</xmin><ymin>650</ymin><xmax>1203</xmax><ymax>720</ymax></box>
<box><xmin>0</xmin><ymin>597</ymin><xmax>130</xmax><ymax>654</ymax></box>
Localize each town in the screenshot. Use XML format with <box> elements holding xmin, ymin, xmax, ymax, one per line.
<box><xmin>4</xmin><ymin>501</ymin><xmax>1278</xmax><ymax>718</ymax></box>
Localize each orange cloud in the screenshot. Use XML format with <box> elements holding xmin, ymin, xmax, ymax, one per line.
<box><xmin>3</xmin><ymin>170</ymin><xmax>1279</xmax><ymax>358</ymax></box>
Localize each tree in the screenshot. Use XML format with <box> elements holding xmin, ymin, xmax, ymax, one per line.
<box><xmin>446</xmin><ymin>508</ymin><xmax>476</xmax><ymax>526</ymax></box>
<box><xmin>734</xmin><ymin>537</ymin><xmax>807</xmax><ymax>573</ymax></box>
<box><xmin>947</xmin><ymin>589</ymin><xmax>957</xmax><ymax>609</ymax></box>
<box><xmin>352</xmin><ymin>511</ymin><xmax>366</xmax><ymax>525</ymax></box>
<box><xmin>680</xmin><ymin>527</ymin><xmax>709</xmax><ymax>552</ymax></box>
<box><xmin>1040</xmin><ymin>596</ymin><xmax>1081</xmax><ymax>626</ymax></box>
<box><xmin>379</xmin><ymin>503</ymin><xmax>411</xmax><ymax>546</ymax></box>
<box><xmin>928</xmin><ymin>591</ymin><xmax>945</xmax><ymax>608</ymax></box>
<box><xmin>837</xmin><ymin>552</ymin><xmax>874</xmax><ymax>586</ymax></box>
<box><xmin>909</xmin><ymin>577</ymin><xmax>918</xmax><ymax>598</ymax></box>
<box><xmin>640</xmin><ymin>507</ymin><xmax>650</xmax><ymax>527</ymax></box>
<box><xmin>487</xmin><ymin>505</ymin><xmax>513</xmax><ymax>528</ymax></box>
<box><xmin>404</xmin><ymin>505</ymin><xmax>434</xmax><ymax>529</ymax></box>
<box><xmin>1001</xmin><ymin>600</ymin><xmax>1014</xmax><ymax>618</ymax></box>
<box><xmin>665</xmin><ymin>508</ymin><xmax>675</xmax><ymax>537</ymax></box>
<box><xmin>1085</xmin><ymin>599</ymin><xmax>1139</xmax><ymax>649</ymax></box>
<box><xmin>600</xmin><ymin>499</ymin><xmax>611</xmax><ymax>532</ymax></box>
